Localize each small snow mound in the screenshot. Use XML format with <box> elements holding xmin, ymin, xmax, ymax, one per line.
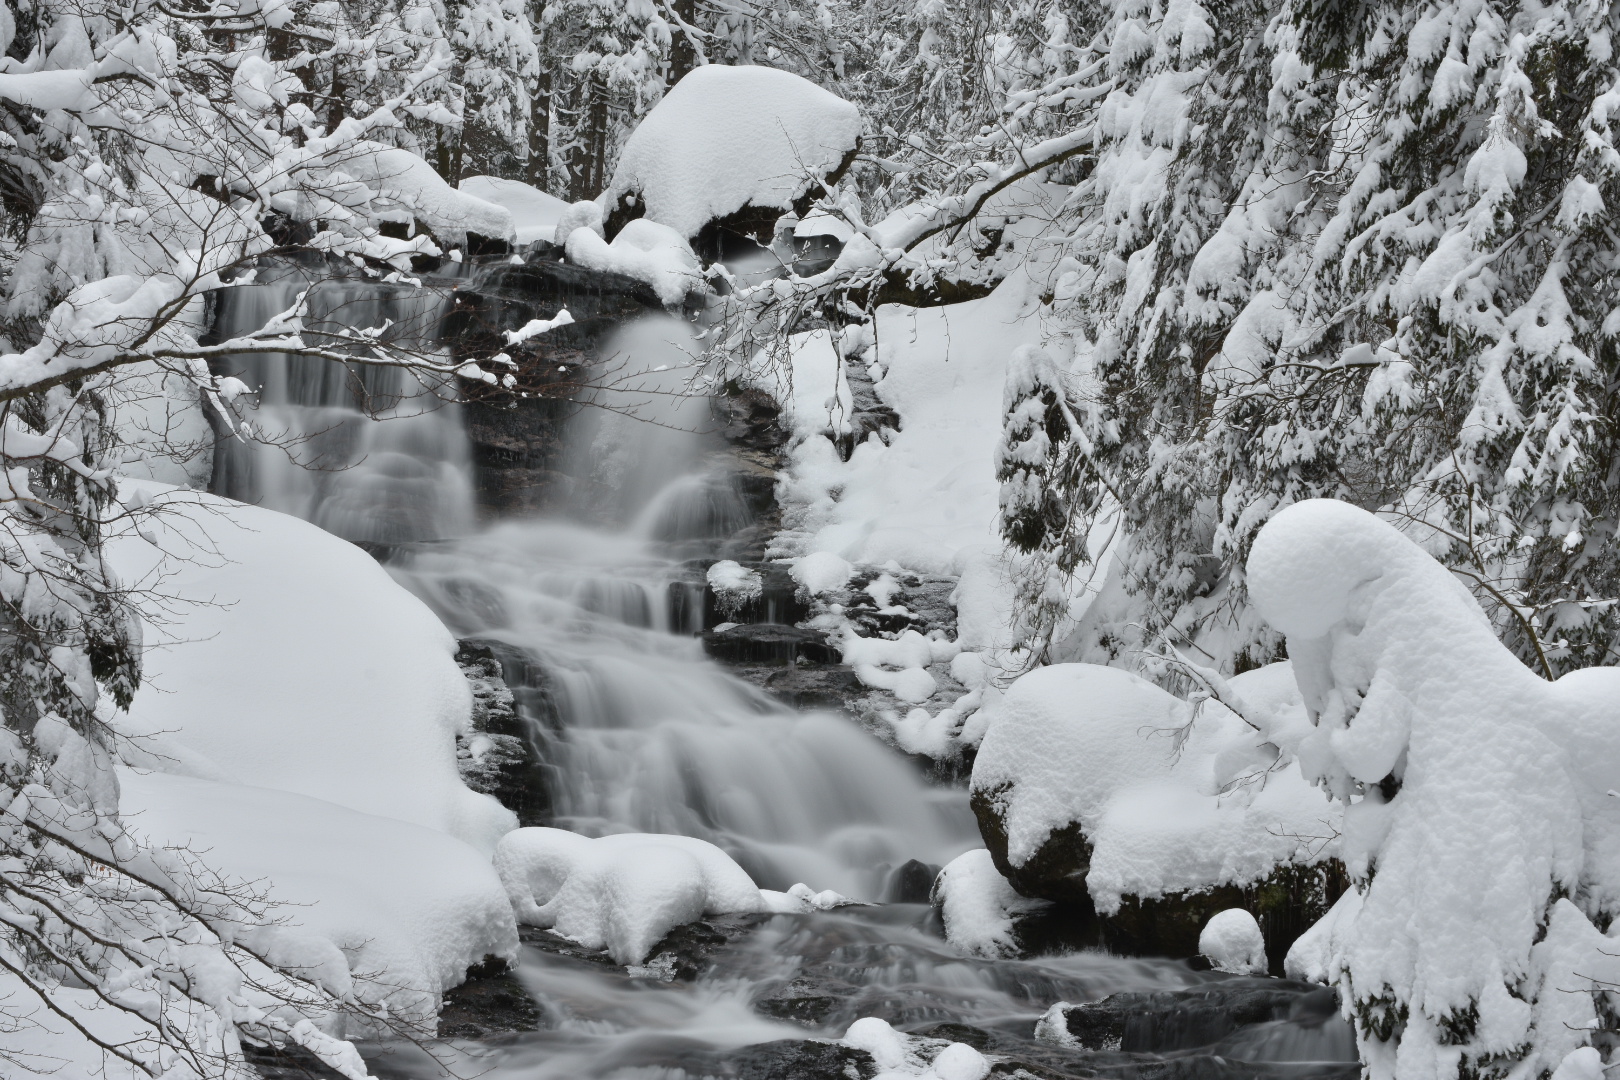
<box><xmin>760</xmin><ymin>882</ymin><xmax>857</xmax><ymax>913</ymax></box>
<box><xmin>792</xmin><ymin>550</ymin><xmax>854</xmax><ymax>594</ymax></box>
<box><xmin>1199</xmin><ymin>908</ymin><xmax>1266</xmax><ymax>975</ymax></box>
<box><xmin>566</xmin><ymin>218</ymin><xmax>701</xmax><ymax>307</ymax></box>
<box><xmin>932</xmin><ymin>1042</ymin><xmax>991</xmax><ymax>1080</ymax></box>
<box><xmin>707</xmin><ymin>559</ymin><xmax>763</xmax><ymax>617</ymax></box>
<box><xmin>932</xmin><ymin>849</ymin><xmax>1042</xmax><ymax>958</ymax></box>
<box><xmin>556</xmin><ymin>199</ymin><xmax>606</xmax><ymax>243</ymax></box>
<box><xmin>493</xmin><ymin>828</ymin><xmax>765</xmax><ymax>964</ymax></box>
<box><xmin>605</xmin><ymin>64</ymin><xmax>862</xmax><ymax>239</ymax></box>
<box><xmin>843</xmin><ymin>1016</ymin><xmax>911</xmax><ymax>1071</ymax></box>
<box><xmin>460</xmin><ymin>175</ymin><xmax>569</xmax><ymax>245</ymax></box>
<box><xmin>1552</xmin><ymin>1047</ymin><xmax>1607</xmax><ymax>1080</ymax></box>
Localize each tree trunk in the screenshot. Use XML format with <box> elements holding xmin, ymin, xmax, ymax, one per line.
<box><xmin>669</xmin><ymin>0</ymin><xmax>699</xmax><ymax>85</ymax></box>
<box><xmin>528</xmin><ymin>67</ymin><xmax>552</xmax><ymax>191</ymax></box>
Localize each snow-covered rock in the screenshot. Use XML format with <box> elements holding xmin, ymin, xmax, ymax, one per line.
<box><xmin>493</xmin><ymin>828</ymin><xmax>767</xmax><ymax>964</ymax></box>
<box><xmin>565</xmin><ymin>218</ymin><xmax>702</xmax><ymax>307</ymax></box>
<box><xmin>969</xmin><ymin>661</ymin><xmax>1337</xmax><ymax>910</ymax></box>
<box><xmin>842</xmin><ymin>1016</ymin><xmax>990</xmax><ymax>1079</ymax></box>
<box><xmin>1198</xmin><ymin>909</ymin><xmax>1266</xmax><ymax>975</ymax></box>
<box><xmin>932</xmin><ymin>848</ymin><xmax>1045</xmax><ymax>958</ymax></box>
<box><xmin>707</xmin><ymin>559</ymin><xmax>764</xmax><ymax>617</ymax></box>
<box><xmin>308</xmin><ymin>142</ymin><xmax>512</xmax><ymax>243</ymax></box>
<box><xmin>603</xmin><ymin>64</ymin><xmax>862</xmax><ymax>240</ymax></box>
<box><xmin>119</xmin><ymin>770</ymin><xmax>517</xmax><ymax>1028</ymax></box>
<box><xmin>459</xmin><ymin>175</ymin><xmax>569</xmax><ymax>245</ymax></box>
<box><xmin>106</xmin><ymin>487</ymin><xmax>515</xmax><ymax>855</ymax></box>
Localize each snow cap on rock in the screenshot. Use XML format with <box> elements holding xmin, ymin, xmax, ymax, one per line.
<box><xmin>604</xmin><ymin>64</ymin><xmax>862</xmax><ymax>239</ymax></box>
<box><xmin>1199</xmin><ymin>908</ymin><xmax>1266</xmax><ymax>975</ymax></box>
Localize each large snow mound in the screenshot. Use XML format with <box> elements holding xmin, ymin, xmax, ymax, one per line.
<box><xmin>970</xmin><ymin>661</ymin><xmax>1339</xmax><ymax>910</ymax></box>
<box><xmin>1247</xmin><ymin>499</ymin><xmax>1620</xmax><ymax>1075</ymax></box>
<box><xmin>106</xmin><ymin>486</ymin><xmax>515</xmax><ymax>854</ymax></box>
<box><xmin>494</xmin><ymin>828</ymin><xmax>767</xmax><ymax>964</ymax></box>
<box><xmin>119</xmin><ymin>770</ymin><xmax>518</xmax><ymax>1027</ymax></box>
<box><xmin>604</xmin><ymin>65</ymin><xmax>862</xmax><ymax>239</ymax></box>
<box><xmin>459</xmin><ymin>175</ymin><xmax>568</xmax><ymax>245</ymax></box>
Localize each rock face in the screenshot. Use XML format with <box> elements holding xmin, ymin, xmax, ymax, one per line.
<box><xmin>447</xmin><ymin>255</ymin><xmax>666</xmax><ymax>516</ymax></box>
<box><xmin>454</xmin><ymin>639</ymin><xmax>556</xmax><ymax>826</ymax></box>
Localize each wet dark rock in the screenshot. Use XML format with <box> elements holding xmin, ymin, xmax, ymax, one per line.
<box><xmin>832</xmin><ymin>363</ymin><xmax>902</xmax><ymax>462</ymax></box>
<box><xmin>754</xmin><ymin>978</ymin><xmax>856</xmax><ymax>1026</ymax></box>
<box><xmin>886</xmin><ymin>859</ymin><xmax>939</xmax><ymax>904</ymax></box>
<box><xmin>243</xmin><ymin>1041</ymin><xmax>349</xmax><ymax>1079</ymax></box>
<box><xmin>722</xmin><ymin>663</ymin><xmax>865</xmax><ymax>711</ymax></box>
<box><xmin>670</xmin><ymin>1038</ymin><xmax>877</xmax><ymax>1080</ymax></box>
<box><xmin>454</xmin><ymin>640</ymin><xmax>552</xmax><ymax>826</ymax></box>
<box><xmin>519</xmin><ymin>913</ymin><xmax>769</xmax><ymax>983</ymax></box>
<box><xmin>703</xmin><ymin>623</ymin><xmax>839</xmax><ymax>666</ymax></box>
<box><xmin>1050</xmin><ymin>980</ymin><xmax>1339</xmax><ymax>1054</ymax></box>
<box><xmin>972</xmin><ymin>778</ymin><xmax>1345</xmax><ymax>971</ymax></box>
<box><xmin>719</xmin><ymin>385</ymin><xmax>790</xmax><ymax>452</ymax></box>
<box><xmin>437</xmin><ymin>956</ymin><xmax>539</xmax><ymax>1038</ymax></box>
<box><xmin>912</xmin><ymin>1022</ymin><xmax>995</xmax><ymax>1049</ymax></box>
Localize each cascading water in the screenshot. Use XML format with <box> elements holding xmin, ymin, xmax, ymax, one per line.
<box><xmin>214</xmin><ymin>270</ymin><xmax>1358</xmax><ymax>1080</ymax></box>
<box><xmin>209</xmin><ymin>265</ymin><xmax>475</xmax><ymax>544</ymax></box>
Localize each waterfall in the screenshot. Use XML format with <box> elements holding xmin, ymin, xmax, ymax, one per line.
<box><xmin>209</xmin><ymin>266</ymin><xmax>475</xmax><ymax>544</ymax></box>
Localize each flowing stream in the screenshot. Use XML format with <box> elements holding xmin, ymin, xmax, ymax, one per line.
<box><xmin>214</xmin><ymin>264</ymin><xmax>1358</xmax><ymax>1079</ymax></box>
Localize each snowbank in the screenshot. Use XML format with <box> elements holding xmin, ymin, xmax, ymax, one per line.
<box><xmin>1247</xmin><ymin>499</ymin><xmax>1620</xmax><ymax>1076</ymax></box>
<box><xmin>493</xmin><ymin>828</ymin><xmax>767</xmax><ymax>964</ymax></box>
<box><xmin>970</xmin><ymin>661</ymin><xmax>1339</xmax><ymax>910</ymax></box>
<box><xmin>604</xmin><ymin>65</ymin><xmax>862</xmax><ymax>239</ymax></box>
<box><xmin>565</xmin><ymin>218</ymin><xmax>702</xmax><ymax>307</ymax></box>
<box><xmin>106</xmin><ymin>487</ymin><xmax>515</xmax><ymax>854</ymax></box>
<box><xmin>459</xmin><ymin>175</ymin><xmax>568</xmax><ymax>245</ymax></box>
<box><xmin>119</xmin><ymin>770</ymin><xmax>517</xmax><ymax>1027</ymax></box>
<box><xmin>932</xmin><ymin>848</ymin><xmax>1045</xmax><ymax>958</ymax></box>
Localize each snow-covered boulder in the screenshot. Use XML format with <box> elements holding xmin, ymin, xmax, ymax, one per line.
<box><xmin>969</xmin><ymin>662</ymin><xmax>1336</xmax><ymax>912</ymax></box>
<box><xmin>602</xmin><ymin>65</ymin><xmax>862</xmax><ymax>246</ymax></box>
<box><xmin>118</xmin><ymin>770</ymin><xmax>518</xmax><ymax>1029</ymax></box>
<box><xmin>493</xmin><ymin>828</ymin><xmax>767</xmax><ymax>964</ymax></box>
<box><xmin>931</xmin><ymin>848</ymin><xmax>1046</xmax><ymax>958</ymax></box>
<box><xmin>301</xmin><ymin>141</ymin><xmax>512</xmax><ymax>245</ymax></box>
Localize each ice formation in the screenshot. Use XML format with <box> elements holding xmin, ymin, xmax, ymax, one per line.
<box><xmin>603</xmin><ymin>64</ymin><xmax>862</xmax><ymax>239</ymax></box>
<box><xmin>493</xmin><ymin>828</ymin><xmax>768</xmax><ymax>964</ymax></box>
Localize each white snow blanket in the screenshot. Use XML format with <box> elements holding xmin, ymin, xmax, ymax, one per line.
<box><xmin>460</xmin><ymin>175</ymin><xmax>568</xmax><ymax>245</ymax></box>
<box><xmin>106</xmin><ymin>486</ymin><xmax>515</xmax><ymax>855</ymax></box>
<box><xmin>970</xmin><ymin>661</ymin><xmax>1339</xmax><ymax>911</ymax></box>
<box><xmin>494</xmin><ymin>828</ymin><xmax>767</xmax><ymax>964</ymax></box>
<box><xmin>119</xmin><ymin>770</ymin><xmax>517</xmax><ymax>1026</ymax></box>
<box><xmin>604</xmin><ymin>64</ymin><xmax>862</xmax><ymax>239</ymax></box>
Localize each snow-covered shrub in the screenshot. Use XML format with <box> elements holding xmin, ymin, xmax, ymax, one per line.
<box><xmin>1248</xmin><ymin>499</ymin><xmax>1620</xmax><ymax>1079</ymax></box>
<box><xmin>1199</xmin><ymin>909</ymin><xmax>1265</xmax><ymax>976</ymax></box>
<box><xmin>493</xmin><ymin>828</ymin><xmax>767</xmax><ymax>964</ymax></box>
